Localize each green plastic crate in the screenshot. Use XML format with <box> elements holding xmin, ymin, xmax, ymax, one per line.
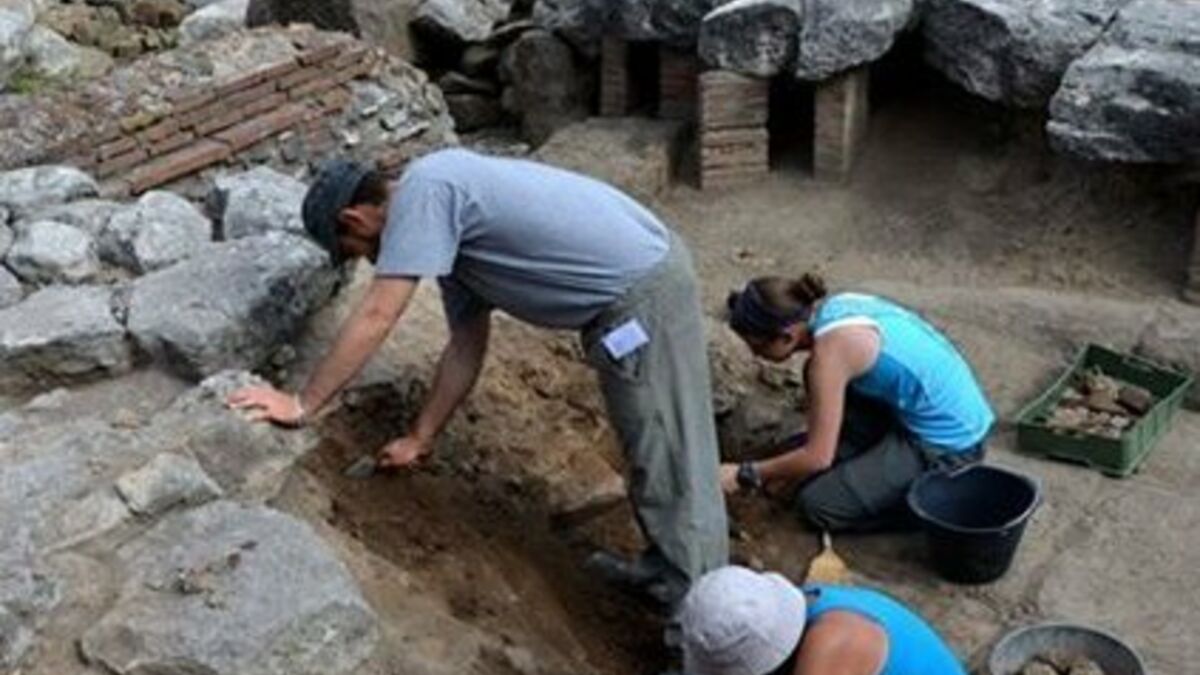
<box><xmin>1015</xmin><ymin>344</ymin><xmax>1193</xmax><ymax>477</ymax></box>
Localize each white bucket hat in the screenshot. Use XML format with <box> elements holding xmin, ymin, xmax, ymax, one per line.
<box><xmin>680</xmin><ymin>566</ymin><xmax>808</xmax><ymax>675</ymax></box>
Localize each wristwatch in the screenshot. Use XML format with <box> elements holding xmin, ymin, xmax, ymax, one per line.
<box><xmin>736</xmin><ymin>461</ymin><xmax>763</xmax><ymax>492</ymax></box>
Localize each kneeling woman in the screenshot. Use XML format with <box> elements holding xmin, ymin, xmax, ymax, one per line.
<box><xmin>720</xmin><ymin>275</ymin><xmax>994</xmax><ymax>531</ymax></box>
<box><xmin>681</xmin><ymin>566</ymin><xmax>966</xmax><ymax>675</ymax></box>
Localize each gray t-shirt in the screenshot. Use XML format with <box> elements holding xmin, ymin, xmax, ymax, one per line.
<box><xmin>375</xmin><ymin>148</ymin><xmax>670</xmax><ymax>329</ymax></box>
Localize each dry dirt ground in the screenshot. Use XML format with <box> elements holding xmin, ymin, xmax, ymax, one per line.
<box><xmin>265</xmin><ymin>69</ymin><xmax>1198</xmax><ymax>675</ymax></box>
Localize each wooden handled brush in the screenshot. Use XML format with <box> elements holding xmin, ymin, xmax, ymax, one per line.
<box><xmin>805</xmin><ymin>531</ymin><xmax>850</xmax><ymax>584</ymax></box>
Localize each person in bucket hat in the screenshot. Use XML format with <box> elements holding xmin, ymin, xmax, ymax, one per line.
<box><xmin>680</xmin><ymin>566</ymin><xmax>965</xmax><ymax>675</ymax></box>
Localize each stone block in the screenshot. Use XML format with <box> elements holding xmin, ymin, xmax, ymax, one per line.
<box><xmin>115</xmin><ymin>452</ymin><xmax>224</xmax><ymax>516</ymax></box>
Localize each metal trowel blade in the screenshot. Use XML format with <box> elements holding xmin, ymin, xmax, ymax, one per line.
<box><xmin>342</xmin><ymin>455</ymin><xmax>378</xmax><ymax>479</ymax></box>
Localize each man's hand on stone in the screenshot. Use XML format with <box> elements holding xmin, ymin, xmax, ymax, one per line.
<box><xmin>719</xmin><ymin>463</ymin><xmax>741</xmax><ymax>495</ymax></box>
<box><xmin>226</xmin><ymin>386</ymin><xmax>306</xmax><ymax>427</ymax></box>
<box><xmin>377</xmin><ymin>435</ymin><xmax>432</xmax><ymax>470</ymax></box>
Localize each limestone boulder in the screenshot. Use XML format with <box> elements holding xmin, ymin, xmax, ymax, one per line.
<box><xmin>412</xmin><ymin>0</ymin><xmax>510</xmax><ymax>45</ymax></box>
<box><xmin>0</xmin><ymin>165</ymin><xmax>98</xmax><ymax>217</ymax></box>
<box><xmin>795</xmin><ymin>0</ymin><xmax>913</xmax><ymax>81</ymax></box>
<box><xmin>5</xmin><ymin>220</ymin><xmax>102</xmax><ymax>285</ymax></box>
<box><xmin>207</xmin><ymin>165</ymin><xmax>306</xmax><ymax>240</ymax></box>
<box><xmin>0</xmin><ymin>285</ymin><xmax>133</xmax><ymax>390</ymax></box>
<box><xmin>500</xmin><ymin>29</ymin><xmax>592</xmax><ymax>144</ymax></box>
<box><xmin>179</xmin><ymin>0</ymin><xmax>249</xmax><ymax>45</ymax></box>
<box><xmin>445</xmin><ymin>93</ymin><xmax>504</xmax><ymax>132</ymax></box>
<box><xmin>101</xmin><ymin>190</ymin><xmax>212</xmax><ymax>274</ymax></box>
<box><xmin>126</xmin><ymin>233</ymin><xmax>336</xmax><ymax>379</ymax></box>
<box><xmin>0</xmin><ymin>220</ymin><xmax>10</xmax><ymax>257</ymax></box>
<box><xmin>0</xmin><ymin>266</ymin><xmax>20</xmax><ymax>308</ymax></box>
<box><xmin>80</xmin><ymin>501</ymin><xmax>378</xmax><ymax>675</ymax></box>
<box><xmin>265</xmin><ymin>0</ymin><xmax>420</xmax><ymax>59</ymax></box>
<box><xmin>1047</xmin><ymin>0</ymin><xmax>1200</xmax><ymax>163</ymax></box>
<box><xmin>0</xmin><ymin>1</ymin><xmax>33</xmax><ymax>92</ymax></box>
<box><xmin>533</xmin><ymin>117</ymin><xmax>687</xmax><ymax>202</ymax></box>
<box><xmin>136</xmin><ymin>370</ymin><xmax>322</xmax><ymax>501</ymax></box>
<box><xmin>19</xmin><ymin>199</ymin><xmax>122</xmax><ymax>238</ymax></box>
<box><xmin>649</xmin><ymin>0</ymin><xmax>727</xmax><ymax>46</ymax></box>
<box><xmin>0</xmin><ymin>422</ymin><xmax>130</xmax><ymax>670</ymax></box>
<box><xmin>115</xmin><ymin>452</ymin><xmax>224</xmax><ymax>517</ymax></box>
<box><xmin>531</xmin><ymin>0</ymin><xmax>607</xmax><ymax>54</ymax></box>
<box><xmin>699</xmin><ymin>0</ymin><xmax>803</xmax><ymax>77</ymax></box>
<box><xmin>23</xmin><ymin>24</ymin><xmax>112</xmax><ymax>80</ymax></box>
<box><xmin>922</xmin><ymin>0</ymin><xmax>1128</xmax><ymax>107</ymax></box>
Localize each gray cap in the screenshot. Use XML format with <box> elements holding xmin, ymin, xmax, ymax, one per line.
<box><xmin>302</xmin><ymin>158</ymin><xmax>371</xmax><ymax>263</ymax></box>
<box><xmin>680</xmin><ymin>566</ymin><xmax>808</xmax><ymax>675</ymax></box>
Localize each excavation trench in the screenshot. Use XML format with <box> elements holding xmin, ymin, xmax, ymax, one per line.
<box><xmin>296</xmin><ymin>388</ymin><xmax>666</xmax><ymax>675</ymax></box>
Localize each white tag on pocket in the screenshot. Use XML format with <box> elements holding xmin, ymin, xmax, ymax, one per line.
<box><xmin>602</xmin><ymin>319</ymin><xmax>650</xmax><ymax>360</ymax></box>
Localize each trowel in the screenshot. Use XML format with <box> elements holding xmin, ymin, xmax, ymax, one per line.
<box><xmin>342</xmin><ymin>454</ymin><xmax>379</xmax><ymax>479</ymax></box>
<box><xmin>804</xmin><ymin>531</ymin><xmax>851</xmax><ymax>584</ymax></box>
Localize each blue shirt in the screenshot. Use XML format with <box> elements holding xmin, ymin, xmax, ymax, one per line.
<box><xmin>810</xmin><ymin>293</ymin><xmax>995</xmax><ymax>451</ymax></box>
<box><xmin>374</xmin><ymin>148</ymin><xmax>669</xmax><ymax>329</ymax></box>
<box><xmin>805</xmin><ymin>584</ymin><xmax>966</xmax><ymax>675</ymax></box>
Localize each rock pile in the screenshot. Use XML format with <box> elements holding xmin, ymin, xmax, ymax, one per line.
<box><xmin>0</xmin><ymin>162</ymin><xmax>337</xmax><ymax>391</ymax></box>
<box><xmin>0</xmin><ymin>371</ymin><xmax>378</xmax><ymax>674</ymax></box>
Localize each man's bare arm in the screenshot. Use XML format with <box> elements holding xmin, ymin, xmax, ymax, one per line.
<box><xmin>298</xmin><ymin>277</ymin><xmax>418</xmax><ymax>415</ymax></box>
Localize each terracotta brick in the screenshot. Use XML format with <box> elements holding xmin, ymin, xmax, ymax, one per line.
<box><xmin>213</xmin><ymin>71</ymin><xmax>265</xmax><ymax>98</ymax></box>
<box><xmin>298</xmin><ymin>42</ymin><xmax>344</xmax><ymax>66</ymax></box>
<box><xmin>600</xmin><ymin>37</ymin><xmax>630</xmax><ymax>117</ymax></box>
<box><xmin>659</xmin><ymin>47</ymin><xmax>698</xmax><ymax>120</ymax></box>
<box><xmin>277</xmin><ymin>66</ymin><xmax>325</xmax><ymax>91</ymax></box>
<box><xmin>194</xmin><ymin>106</ymin><xmax>250</xmax><ymax>136</ymax></box>
<box><xmin>224</xmin><ymin>80</ymin><xmax>279</xmax><ymax>111</ymax></box>
<box><xmin>288</xmin><ymin>75</ymin><xmax>339</xmax><ymax>100</ymax></box>
<box><xmin>96</xmin><ymin>147</ymin><xmax>150</xmax><ymax>178</ymax></box>
<box><xmin>332</xmin><ymin>59</ymin><xmax>373</xmax><ymax>85</ymax></box>
<box><xmin>96</xmin><ymin>136</ymin><xmax>138</xmax><ymax>160</ymax></box>
<box><xmin>330</xmin><ymin>45</ymin><xmax>369</xmax><ymax>69</ymax></box>
<box><xmin>138</xmin><ymin>117</ymin><xmax>180</xmax><ymax>145</ymax></box>
<box><xmin>213</xmin><ymin>103</ymin><xmax>308</xmax><ymax>152</ymax></box>
<box><xmin>148</xmin><ymin>131</ymin><xmax>196</xmax><ymax>156</ymax></box>
<box><xmin>168</xmin><ymin>88</ymin><xmax>217</xmax><ymax>115</ymax></box>
<box><xmin>700</xmin><ymin>71</ymin><xmax>769</xmax><ymax>130</ymax></box>
<box><xmin>813</xmin><ymin>67</ymin><xmax>869</xmax><ymax>181</ymax></box>
<box><xmin>248</xmin><ymin>58</ymin><xmax>300</xmax><ymax>84</ymax></box>
<box><xmin>126</xmin><ymin>140</ymin><xmax>230</xmax><ymax>194</ymax></box>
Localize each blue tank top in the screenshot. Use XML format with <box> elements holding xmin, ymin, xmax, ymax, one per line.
<box><xmin>805</xmin><ymin>584</ymin><xmax>966</xmax><ymax>675</ymax></box>
<box><xmin>809</xmin><ymin>293</ymin><xmax>994</xmax><ymax>452</ymax></box>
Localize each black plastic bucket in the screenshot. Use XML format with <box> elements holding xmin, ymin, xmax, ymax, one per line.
<box><xmin>907</xmin><ymin>464</ymin><xmax>1041</xmax><ymax>584</ymax></box>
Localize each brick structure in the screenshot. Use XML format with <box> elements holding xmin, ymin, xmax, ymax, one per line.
<box><xmin>1186</xmin><ymin>208</ymin><xmax>1200</xmax><ymax>305</ymax></box>
<box><xmin>698</xmin><ymin>70</ymin><xmax>769</xmax><ymax>190</ymax></box>
<box><xmin>69</xmin><ymin>40</ymin><xmax>377</xmax><ymax>197</ymax></box>
<box><xmin>600</xmin><ymin>36</ymin><xmax>631</xmax><ymax>117</ymax></box>
<box><xmin>813</xmin><ymin>66</ymin><xmax>869</xmax><ymax>182</ymax></box>
<box><xmin>659</xmin><ymin>47</ymin><xmax>698</xmax><ymax>120</ymax></box>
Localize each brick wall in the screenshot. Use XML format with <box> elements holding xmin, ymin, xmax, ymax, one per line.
<box><xmin>813</xmin><ymin>67</ymin><xmax>869</xmax><ymax>182</ymax></box>
<box><xmin>659</xmin><ymin>47</ymin><xmax>698</xmax><ymax>121</ymax></box>
<box><xmin>72</xmin><ymin>39</ymin><xmax>377</xmax><ymax>197</ymax></box>
<box><xmin>698</xmin><ymin>70</ymin><xmax>769</xmax><ymax>190</ymax></box>
<box><xmin>600</xmin><ymin>36</ymin><xmax>630</xmax><ymax>117</ymax></box>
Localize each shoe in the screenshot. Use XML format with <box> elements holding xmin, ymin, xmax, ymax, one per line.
<box><xmin>585</xmin><ymin>550</ymin><xmax>677</xmax><ymax>614</ymax></box>
<box><xmin>584</xmin><ymin>550</ymin><xmax>660</xmax><ymax>590</ymax></box>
